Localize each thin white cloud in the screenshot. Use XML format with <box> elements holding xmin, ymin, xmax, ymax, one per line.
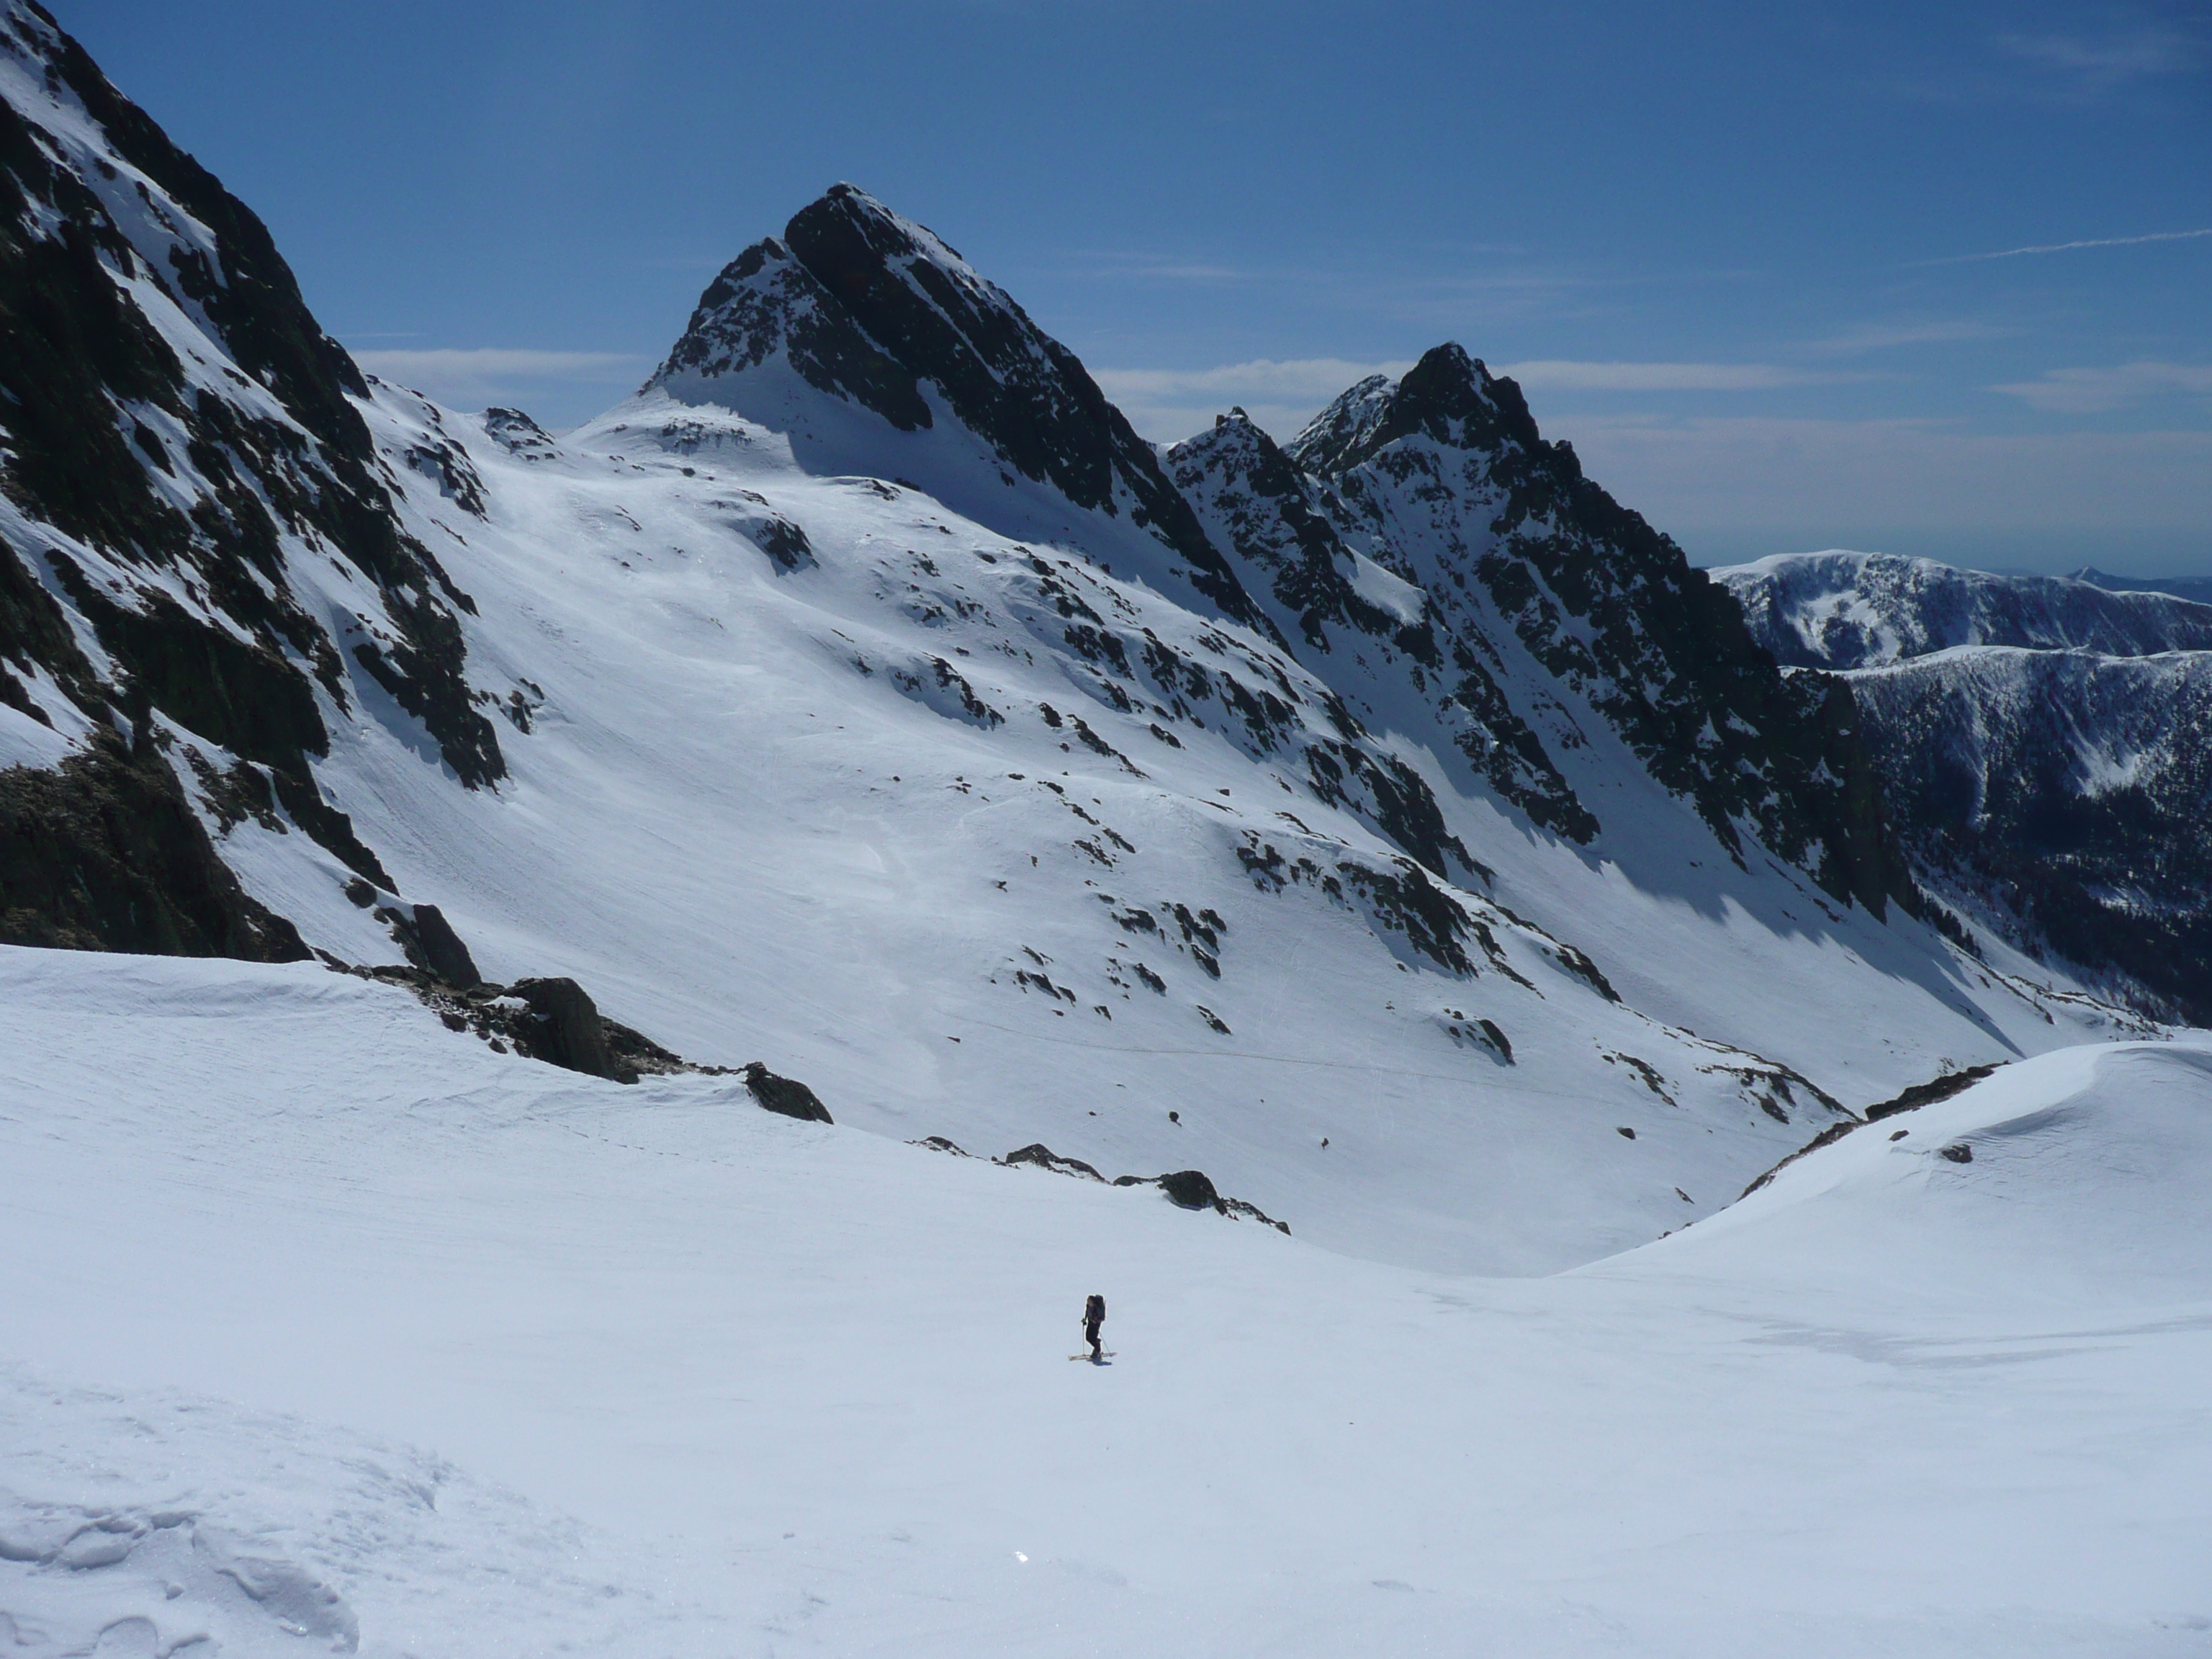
<box><xmin>1992</xmin><ymin>361</ymin><xmax>2212</xmax><ymax>414</ymax></box>
<box><xmin>1809</xmin><ymin>320</ymin><xmax>2005</xmax><ymax>354</ymax></box>
<box><xmin>1092</xmin><ymin>358</ymin><xmax>1411</xmax><ymax>444</ymax></box>
<box><xmin>1092</xmin><ymin>357</ymin><xmax>1413</xmax><ymax>405</ymax></box>
<box><xmin>350</xmin><ymin>348</ymin><xmax>642</xmax><ymax>381</ymax></box>
<box><xmin>1097</xmin><ymin>356</ymin><xmax>1869</xmax><ymax>444</ymax></box>
<box><xmin>1498</xmin><ymin>360</ymin><xmax>1843</xmax><ymax>392</ymax></box>
<box><xmin>1917</xmin><ymin>227</ymin><xmax>2212</xmax><ymax>266</ymax></box>
<box><xmin>1998</xmin><ymin>27</ymin><xmax>2201</xmax><ymax>86</ymax></box>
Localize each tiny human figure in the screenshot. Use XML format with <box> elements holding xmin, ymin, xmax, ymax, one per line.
<box><xmin>1082</xmin><ymin>1292</ymin><xmax>1106</xmax><ymax>1361</ymax></box>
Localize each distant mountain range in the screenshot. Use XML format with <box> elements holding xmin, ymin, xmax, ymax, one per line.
<box><xmin>1718</xmin><ymin>551</ymin><xmax>2212</xmax><ymax>1024</ymax></box>
<box><xmin>2069</xmin><ymin>567</ymin><xmax>2212</xmax><ymax>608</ymax></box>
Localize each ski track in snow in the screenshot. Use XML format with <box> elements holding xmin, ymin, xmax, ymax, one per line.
<box><xmin>3</xmin><ymin>950</ymin><xmax>2209</xmax><ymax>1657</ymax></box>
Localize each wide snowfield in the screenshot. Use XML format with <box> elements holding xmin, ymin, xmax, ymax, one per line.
<box><xmin>3</xmin><ymin>947</ymin><xmax>2208</xmax><ymax>1656</ymax></box>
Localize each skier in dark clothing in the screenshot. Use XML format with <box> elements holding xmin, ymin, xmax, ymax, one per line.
<box><xmin>1082</xmin><ymin>1292</ymin><xmax>1106</xmax><ymax>1361</ymax></box>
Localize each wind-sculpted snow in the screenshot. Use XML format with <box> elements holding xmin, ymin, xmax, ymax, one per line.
<box><xmin>3</xmin><ymin>950</ymin><xmax>2207</xmax><ymax>1656</ymax></box>
<box><xmin>1717</xmin><ymin>550</ymin><xmax>2212</xmax><ymax>668</ymax></box>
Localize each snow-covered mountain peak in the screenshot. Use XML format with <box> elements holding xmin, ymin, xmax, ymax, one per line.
<box><xmin>639</xmin><ymin>185</ymin><xmax>1268</xmax><ymax>635</ymax></box>
<box><xmin>1273</xmin><ymin>344</ymin><xmax>1918</xmax><ymax>917</ymax></box>
<box><xmin>645</xmin><ymin>233</ymin><xmax>929</xmax><ymax>431</ymax></box>
<box><xmin>783</xmin><ymin>181</ymin><xmax>999</xmax><ymax>328</ymax></box>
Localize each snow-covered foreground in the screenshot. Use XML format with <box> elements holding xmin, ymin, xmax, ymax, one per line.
<box><xmin>4</xmin><ymin>948</ymin><xmax>2208</xmax><ymax>1656</ymax></box>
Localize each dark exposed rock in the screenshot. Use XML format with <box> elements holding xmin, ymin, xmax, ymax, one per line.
<box><xmin>752</xmin><ymin>515</ymin><xmax>815</xmax><ymax>573</ymax></box>
<box><xmin>404</xmin><ymin>903</ymin><xmax>480</xmax><ymax>988</ymax></box>
<box><xmin>0</xmin><ymin>731</ymin><xmax>308</xmax><ymax>961</ymax></box>
<box><xmin>370</xmin><ymin>966</ymin><xmax>719</xmax><ymax>1086</ymax></box>
<box><xmin>1938</xmin><ymin>1143</ymin><xmax>1974</xmax><ymax>1164</ymax></box>
<box><xmin>1332</xmin><ymin>858</ymin><xmax>1493</xmax><ymax>977</ymax></box>
<box><xmin>742</xmin><ymin>1061</ymin><xmax>833</xmax><ymax>1123</ymax></box>
<box><xmin>1156</xmin><ymin>1167</ymin><xmax>1219</xmax><ymax>1210</ymax></box>
<box><xmin>481</xmin><ymin>407</ymin><xmax>559</xmax><ymax>462</ymax></box>
<box><xmin>1551</xmin><ymin>945</ymin><xmax>1619</xmax><ymax>1003</ymax></box>
<box><xmin>510</xmin><ymin>976</ymin><xmax>616</xmax><ymax>1080</ymax></box>
<box><xmin>1740</xmin><ymin>1061</ymin><xmax>2006</xmax><ymax>1197</ymax></box>
<box><xmin>1863</xmin><ymin>1064</ymin><xmax>1999</xmax><ymax>1122</ymax></box>
<box><xmin>1170</xmin><ymin>412</ymin><xmax>1596</xmax><ymax>845</ymax></box>
<box><xmin>1118</xmin><ymin>1166</ymin><xmax>1291</xmax><ymax>1233</ymax></box>
<box><xmin>994</xmin><ymin>1148</ymin><xmax>1290</xmax><ymax>1233</ymax></box>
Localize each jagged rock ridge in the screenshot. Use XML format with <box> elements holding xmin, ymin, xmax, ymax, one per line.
<box><xmin>0</xmin><ymin>0</ymin><xmax>502</xmax><ymax>956</ymax></box>
<box><xmin>1244</xmin><ymin>347</ymin><xmax>1916</xmax><ymax>916</ymax></box>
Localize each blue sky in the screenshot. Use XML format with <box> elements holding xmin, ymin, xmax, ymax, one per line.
<box><xmin>65</xmin><ymin>0</ymin><xmax>2212</xmax><ymax>572</ymax></box>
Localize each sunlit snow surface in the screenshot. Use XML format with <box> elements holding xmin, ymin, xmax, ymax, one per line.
<box><xmin>161</xmin><ymin>381</ymin><xmax>2146</xmax><ymax>1283</ymax></box>
<box><xmin>3</xmin><ymin>949</ymin><xmax>2208</xmax><ymax>1656</ymax></box>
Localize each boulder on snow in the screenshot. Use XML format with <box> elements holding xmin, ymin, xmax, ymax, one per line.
<box><xmin>1157</xmin><ymin>1168</ymin><xmax>1220</xmax><ymax>1210</ymax></box>
<box><xmin>1110</xmin><ymin>1167</ymin><xmax>1290</xmax><ymax>1233</ymax></box>
<box><xmin>511</xmin><ymin>977</ymin><xmax>616</xmax><ymax>1079</ymax></box>
<box><xmin>743</xmin><ymin>1062</ymin><xmax>833</xmax><ymax>1123</ymax></box>
<box><xmin>999</xmin><ymin>1143</ymin><xmax>1105</xmax><ymax>1181</ymax></box>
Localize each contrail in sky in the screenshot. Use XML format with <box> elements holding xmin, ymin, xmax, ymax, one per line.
<box><xmin>1915</xmin><ymin>227</ymin><xmax>2212</xmax><ymax>265</ymax></box>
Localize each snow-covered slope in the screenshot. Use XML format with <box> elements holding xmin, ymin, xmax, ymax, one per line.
<box><xmin>4</xmin><ymin>948</ymin><xmax>2206</xmax><ymax>1658</ymax></box>
<box><xmin>1714</xmin><ymin>552</ymin><xmax>2212</xmax><ymax>1024</ymax></box>
<box><xmin>0</xmin><ymin>6</ymin><xmax>2161</xmax><ymax>1276</ymax></box>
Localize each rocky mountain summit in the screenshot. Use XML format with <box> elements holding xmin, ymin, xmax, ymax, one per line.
<box><xmin>1715</xmin><ymin>552</ymin><xmax>2212</xmax><ymax>1024</ymax></box>
<box><xmin>643</xmin><ymin>184</ymin><xmax>1266</xmax><ymax>637</ymax></box>
<box><xmin>1282</xmin><ymin>352</ymin><xmax>1914</xmax><ymax>915</ymax></box>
